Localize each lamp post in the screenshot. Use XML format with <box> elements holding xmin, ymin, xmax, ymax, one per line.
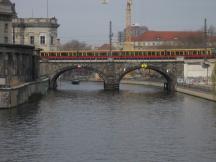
<box><xmin>109</xmin><ymin>20</ymin><xmax>113</xmax><ymax>61</ymax></box>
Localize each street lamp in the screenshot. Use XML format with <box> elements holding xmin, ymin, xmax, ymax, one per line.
<box><xmin>108</xmin><ymin>21</ymin><xmax>113</xmax><ymax>62</ymax></box>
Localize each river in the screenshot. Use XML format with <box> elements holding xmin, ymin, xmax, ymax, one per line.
<box><xmin>0</xmin><ymin>81</ymin><xmax>216</xmax><ymax>162</ymax></box>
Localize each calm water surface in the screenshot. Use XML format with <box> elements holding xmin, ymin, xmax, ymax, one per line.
<box><xmin>0</xmin><ymin>82</ymin><xmax>216</xmax><ymax>162</ymax></box>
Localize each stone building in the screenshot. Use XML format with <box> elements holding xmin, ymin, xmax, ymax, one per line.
<box><xmin>132</xmin><ymin>31</ymin><xmax>205</xmax><ymax>49</ymax></box>
<box><xmin>0</xmin><ymin>0</ymin><xmax>16</xmax><ymax>44</ymax></box>
<box><xmin>12</xmin><ymin>17</ymin><xmax>60</xmax><ymax>51</ymax></box>
<box><xmin>0</xmin><ymin>0</ymin><xmax>49</xmax><ymax>108</ymax></box>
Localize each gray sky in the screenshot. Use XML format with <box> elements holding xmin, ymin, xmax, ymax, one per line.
<box><xmin>12</xmin><ymin>0</ymin><xmax>216</xmax><ymax>46</ymax></box>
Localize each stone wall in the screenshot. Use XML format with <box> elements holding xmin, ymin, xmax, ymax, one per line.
<box><xmin>0</xmin><ymin>44</ymin><xmax>39</xmax><ymax>87</ymax></box>
<box><xmin>0</xmin><ymin>78</ymin><xmax>49</xmax><ymax>108</ymax></box>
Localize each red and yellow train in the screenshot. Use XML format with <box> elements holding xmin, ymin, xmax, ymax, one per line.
<box><xmin>40</xmin><ymin>48</ymin><xmax>216</xmax><ymax>60</ymax></box>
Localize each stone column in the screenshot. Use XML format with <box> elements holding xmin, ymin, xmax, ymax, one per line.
<box><xmin>103</xmin><ymin>62</ymin><xmax>119</xmax><ymax>91</ymax></box>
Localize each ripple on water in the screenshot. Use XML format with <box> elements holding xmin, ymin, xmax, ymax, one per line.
<box><xmin>0</xmin><ymin>81</ymin><xmax>216</xmax><ymax>162</ymax></box>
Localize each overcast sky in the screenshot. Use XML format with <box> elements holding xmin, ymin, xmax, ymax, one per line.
<box><xmin>12</xmin><ymin>0</ymin><xmax>216</xmax><ymax>46</ymax></box>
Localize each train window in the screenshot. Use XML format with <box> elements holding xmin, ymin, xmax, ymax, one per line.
<box><xmin>87</xmin><ymin>52</ymin><xmax>93</xmax><ymax>56</ymax></box>
<box><xmin>125</xmin><ymin>52</ymin><xmax>129</xmax><ymax>56</ymax></box>
<box><xmin>112</xmin><ymin>52</ymin><xmax>118</xmax><ymax>56</ymax></box>
<box><xmin>176</xmin><ymin>51</ymin><xmax>179</xmax><ymax>55</ymax></box>
<box><xmin>161</xmin><ymin>51</ymin><xmax>164</xmax><ymax>55</ymax></box>
<box><xmin>73</xmin><ymin>52</ymin><xmax>76</xmax><ymax>56</ymax></box>
<box><xmin>193</xmin><ymin>51</ymin><xmax>197</xmax><ymax>55</ymax></box>
<box><xmin>198</xmin><ymin>51</ymin><xmax>201</xmax><ymax>55</ymax></box>
<box><xmin>62</xmin><ymin>53</ymin><xmax>67</xmax><ymax>56</ymax></box>
<box><xmin>167</xmin><ymin>51</ymin><xmax>170</xmax><ymax>55</ymax></box>
<box><xmin>100</xmin><ymin>52</ymin><xmax>106</xmax><ymax>56</ymax></box>
<box><xmin>152</xmin><ymin>52</ymin><xmax>155</xmax><ymax>55</ymax></box>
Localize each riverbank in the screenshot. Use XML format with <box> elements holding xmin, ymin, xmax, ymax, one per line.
<box><xmin>121</xmin><ymin>80</ymin><xmax>216</xmax><ymax>102</ymax></box>
<box><xmin>0</xmin><ymin>78</ymin><xmax>49</xmax><ymax>108</ymax></box>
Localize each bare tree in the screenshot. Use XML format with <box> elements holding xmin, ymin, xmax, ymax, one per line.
<box><xmin>60</xmin><ymin>40</ymin><xmax>92</xmax><ymax>50</ymax></box>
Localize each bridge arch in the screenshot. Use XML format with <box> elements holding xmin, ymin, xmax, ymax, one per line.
<box><xmin>118</xmin><ymin>64</ymin><xmax>176</xmax><ymax>91</ymax></box>
<box><xmin>50</xmin><ymin>65</ymin><xmax>106</xmax><ymax>89</ymax></box>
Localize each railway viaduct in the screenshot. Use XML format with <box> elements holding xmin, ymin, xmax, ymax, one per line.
<box><xmin>40</xmin><ymin>59</ymin><xmax>184</xmax><ymax>92</ymax></box>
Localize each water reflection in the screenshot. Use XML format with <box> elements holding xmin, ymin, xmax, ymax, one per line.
<box><xmin>0</xmin><ymin>81</ymin><xmax>216</xmax><ymax>162</ymax></box>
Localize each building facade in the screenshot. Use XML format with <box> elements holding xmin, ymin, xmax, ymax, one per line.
<box><xmin>118</xmin><ymin>24</ymin><xmax>148</xmax><ymax>48</ymax></box>
<box><xmin>0</xmin><ymin>0</ymin><xmax>16</xmax><ymax>44</ymax></box>
<box><xmin>132</xmin><ymin>31</ymin><xmax>206</xmax><ymax>50</ymax></box>
<box><xmin>13</xmin><ymin>17</ymin><xmax>60</xmax><ymax>51</ymax></box>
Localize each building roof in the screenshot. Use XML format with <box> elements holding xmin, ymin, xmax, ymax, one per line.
<box><xmin>97</xmin><ymin>44</ymin><xmax>111</xmax><ymax>50</ymax></box>
<box><xmin>13</xmin><ymin>17</ymin><xmax>60</xmax><ymax>28</ymax></box>
<box><xmin>0</xmin><ymin>0</ymin><xmax>16</xmax><ymax>17</ymax></box>
<box><xmin>132</xmin><ymin>31</ymin><xmax>203</xmax><ymax>42</ymax></box>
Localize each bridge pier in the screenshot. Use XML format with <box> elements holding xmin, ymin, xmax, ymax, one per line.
<box><xmin>164</xmin><ymin>78</ymin><xmax>176</xmax><ymax>92</ymax></box>
<box><xmin>104</xmin><ymin>83</ymin><xmax>119</xmax><ymax>91</ymax></box>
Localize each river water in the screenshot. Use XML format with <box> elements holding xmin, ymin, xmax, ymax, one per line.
<box><xmin>0</xmin><ymin>81</ymin><xmax>216</xmax><ymax>162</ymax></box>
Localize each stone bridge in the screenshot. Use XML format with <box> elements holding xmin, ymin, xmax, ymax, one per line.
<box><xmin>40</xmin><ymin>60</ymin><xmax>184</xmax><ymax>92</ymax></box>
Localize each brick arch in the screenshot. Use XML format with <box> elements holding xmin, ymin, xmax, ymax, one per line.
<box><xmin>118</xmin><ymin>65</ymin><xmax>176</xmax><ymax>91</ymax></box>
<box><xmin>50</xmin><ymin>65</ymin><xmax>106</xmax><ymax>89</ymax></box>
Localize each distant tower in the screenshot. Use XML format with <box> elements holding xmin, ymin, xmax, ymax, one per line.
<box><xmin>204</xmin><ymin>18</ymin><xmax>208</xmax><ymax>48</ymax></box>
<box><xmin>124</xmin><ymin>0</ymin><xmax>133</xmax><ymax>50</ymax></box>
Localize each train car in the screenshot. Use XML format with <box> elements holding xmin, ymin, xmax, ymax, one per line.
<box><xmin>40</xmin><ymin>48</ymin><xmax>215</xmax><ymax>60</ymax></box>
<box><xmin>212</xmin><ymin>48</ymin><xmax>216</xmax><ymax>56</ymax></box>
